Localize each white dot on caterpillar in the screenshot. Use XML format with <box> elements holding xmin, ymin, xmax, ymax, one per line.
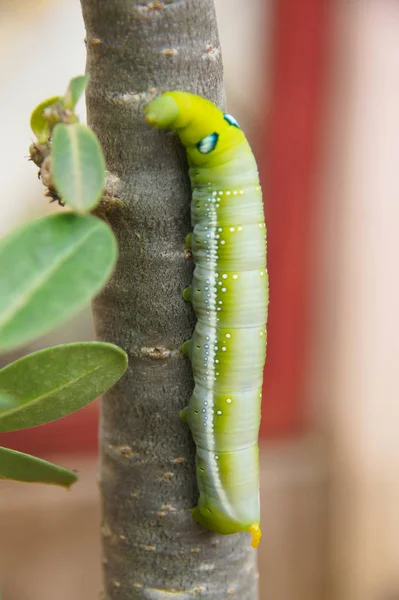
<box><xmin>226</xmin><ymin>191</ymin><xmax>231</xmax><ymax>195</ymax></box>
<box><xmin>237</xmin><ymin>226</ymin><xmax>243</xmax><ymax>231</ymax></box>
<box><xmin>226</xmin><ymin>398</ymin><xmax>232</xmax><ymax>403</ymax></box>
<box><xmin>218</xmin><ymin>227</ymin><xmax>222</xmax><ymax>232</ymax></box>
<box><xmin>226</xmin><ymin>333</ymin><xmax>231</xmax><ymax>338</ymax></box>
<box><xmin>229</xmin><ymin>227</ymin><xmax>235</xmax><ymax>232</ymax></box>
<box><xmin>222</xmin><ymin>274</ymin><xmax>228</xmax><ymax>279</ymax></box>
<box><xmin>218</xmin><ymin>300</ymin><xmax>222</xmax><ymax>304</ymax></box>
<box><xmin>221</xmin><ymin>287</ymin><xmax>227</xmax><ymax>292</ymax></box>
<box><xmin>212</xmin><ymin>191</ymin><xmax>217</xmax><ymax>196</ymax></box>
<box><xmin>215</xmin><ymin>359</ymin><xmax>219</xmax><ymax>363</ymax></box>
<box><xmin>260</xmin><ymin>271</ymin><xmax>265</xmax><ymax>276</ymax></box>
<box><xmin>218</xmin><ymin>281</ymin><xmax>222</xmax><ymax>286</ymax></box>
<box><xmin>217</xmin><ymin>410</ymin><xmax>222</xmax><ymax>415</ymax></box>
<box><xmin>215</xmin><ymin>455</ymin><xmax>219</xmax><ymax>460</ymax></box>
<box><xmin>218</xmin><ymin>191</ymin><xmax>223</xmax><ymax>195</ymax></box>
<box><xmin>221</xmin><ymin>347</ymin><xmax>227</xmax><ymax>352</ymax></box>
<box><xmin>260</xmin><ymin>332</ymin><xmax>263</xmax><ymax>336</ymax></box>
<box><xmin>220</xmin><ymin>240</ymin><xmax>226</xmax><ymax>245</ymax></box>
<box><xmin>239</xmin><ymin>190</ymin><xmax>244</xmax><ymax>195</ymax></box>
<box><xmin>217</xmin><ymin>307</ymin><xmax>221</xmax><ymax>311</ymax></box>
<box><xmin>233</xmin><ymin>190</ymin><xmax>238</xmax><ymax>195</ymax></box>
<box><xmin>232</xmin><ymin>274</ymin><xmax>238</xmax><ymax>280</ymax></box>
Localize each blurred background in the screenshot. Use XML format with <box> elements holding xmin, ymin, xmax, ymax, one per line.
<box><xmin>1</xmin><ymin>0</ymin><xmax>399</xmax><ymax>598</ymax></box>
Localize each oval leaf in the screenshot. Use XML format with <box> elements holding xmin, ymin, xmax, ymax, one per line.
<box><xmin>0</xmin><ymin>342</ymin><xmax>127</xmax><ymax>431</ymax></box>
<box><xmin>0</xmin><ymin>446</ymin><xmax>77</xmax><ymax>487</ymax></box>
<box><xmin>0</xmin><ymin>213</ymin><xmax>117</xmax><ymax>353</ymax></box>
<box><xmin>30</xmin><ymin>95</ymin><xmax>62</xmax><ymax>143</ymax></box>
<box><xmin>52</xmin><ymin>123</ymin><xmax>106</xmax><ymax>213</ymax></box>
<box><xmin>0</xmin><ymin>390</ymin><xmax>15</xmax><ymax>412</ymax></box>
<box><xmin>63</xmin><ymin>75</ymin><xmax>88</xmax><ymax>110</ymax></box>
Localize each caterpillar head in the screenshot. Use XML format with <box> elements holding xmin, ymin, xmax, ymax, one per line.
<box><xmin>145</xmin><ymin>91</ymin><xmax>246</xmax><ymax>167</ymax></box>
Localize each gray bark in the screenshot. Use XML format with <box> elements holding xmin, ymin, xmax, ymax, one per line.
<box><xmin>80</xmin><ymin>1</ymin><xmax>258</xmax><ymax>598</ymax></box>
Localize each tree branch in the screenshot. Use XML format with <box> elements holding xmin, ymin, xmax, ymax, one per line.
<box><xmin>80</xmin><ymin>0</ymin><xmax>258</xmax><ymax>597</ymax></box>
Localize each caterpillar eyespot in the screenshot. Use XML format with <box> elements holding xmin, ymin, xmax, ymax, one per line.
<box><xmin>223</xmin><ymin>113</ymin><xmax>240</xmax><ymax>128</ymax></box>
<box><xmin>197</xmin><ymin>132</ymin><xmax>219</xmax><ymax>154</ymax></box>
<box><xmin>145</xmin><ymin>91</ymin><xmax>268</xmax><ymax>549</ymax></box>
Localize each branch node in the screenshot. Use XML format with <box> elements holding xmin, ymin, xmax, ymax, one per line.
<box><xmin>161</xmin><ymin>504</ymin><xmax>177</xmax><ymax>512</ymax></box>
<box><xmin>202</xmin><ymin>44</ymin><xmax>221</xmax><ymax>61</ymax></box>
<box><xmin>198</xmin><ymin>563</ymin><xmax>215</xmax><ymax>571</ymax></box>
<box><xmin>140</xmin><ymin>346</ymin><xmax>176</xmax><ymax>359</ymax></box>
<box><xmin>138</xmin><ymin>1</ymin><xmax>176</xmax><ymax>12</ymax></box>
<box><xmin>110</xmin><ymin>89</ymin><xmax>158</xmax><ymax>103</ymax></box>
<box><xmin>117</xmin><ymin>444</ymin><xmax>136</xmax><ymax>457</ymax></box>
<box><xmin>162</xmin><ymin>48</ymin><xmax>178</xmax><ymax>56</ymax></box>
<box><xmin>183</xmin><ymin>247</ymin><xmax>193</xmax><ymax>260</ymax></box>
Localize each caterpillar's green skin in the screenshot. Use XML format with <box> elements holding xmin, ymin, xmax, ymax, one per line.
<box><xmin>146</xmin><ymin>92</ymin><xmax>268</xmax><ymax>548</ymax></box>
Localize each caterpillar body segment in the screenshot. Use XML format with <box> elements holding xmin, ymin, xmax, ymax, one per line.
<box><xmin>146</xmin><ymin>92</ymin><xmax>268</xmax><ymax>548</ymax></box>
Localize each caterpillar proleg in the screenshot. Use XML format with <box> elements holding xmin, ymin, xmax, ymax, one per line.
<box><xmin>146</xmin><ymin>92</ymin><xmax>268</xmax><ymax>548</ymax></box>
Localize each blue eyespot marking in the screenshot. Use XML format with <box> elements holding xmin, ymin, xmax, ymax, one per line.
<box><xmin>197</xmin><ymin>132</ymin><xmax>219</xmax><ymax>154</ymax></box>
<box><xmin>224</xmin><ymin>113</ymin><xmax>240</xmax><ymax>128</ymax></box>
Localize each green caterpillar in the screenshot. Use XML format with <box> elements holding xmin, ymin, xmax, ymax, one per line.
<box><xmin>146</xmin><ymin>92</ymin><xmax>268</xmax><ymax>548</ymax></box>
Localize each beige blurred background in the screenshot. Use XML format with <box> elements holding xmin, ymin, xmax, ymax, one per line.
<box><xmin>1</xmin><ymin>1</ymin><xmax>399</xmax><ymax>599</ymax></box>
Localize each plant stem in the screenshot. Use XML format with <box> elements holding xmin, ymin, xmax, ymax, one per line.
<box><xmin>81</xmin><ymin>0</ymin><xmax>258</xmax><ymax>597</ymax></box>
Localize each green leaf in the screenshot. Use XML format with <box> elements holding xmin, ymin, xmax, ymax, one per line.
<box><xmin>0</xmin><ymin>446</ymin><xmax>77</xmax><ymax>487</ymax></box>
<box><xmin>52</xmin><ymin>123</ymin><xmax>106</xmax><ymax>213</ymax></box>
<box><xmin>30</xmin><ymin>95</ymin><xmax>62</xmax><ymax>143</ymax></box>
<box><xmin>0</xmin><ymin>342</ymin><xmax>127</xmax><ymax>432</ymax></box>
<box><xmin>0</xmin><ymin>390</ymin><xmax>15</xmax><ymax>412</ymax></box>
<box><xmin>0</xmin><ymin>213</ymin><xmax>117</xmax><ymax>353</ymax></box>
<box><xmin>63</xmin><ymin>75</ymin><xmax>88</xmax><ymax>110</ymax></box>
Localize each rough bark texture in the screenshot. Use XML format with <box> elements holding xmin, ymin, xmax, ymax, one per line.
<box><xmin>80</xmin><ymin>1</ymin><xmax>258</xmax><ymax>598</ymax></box>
